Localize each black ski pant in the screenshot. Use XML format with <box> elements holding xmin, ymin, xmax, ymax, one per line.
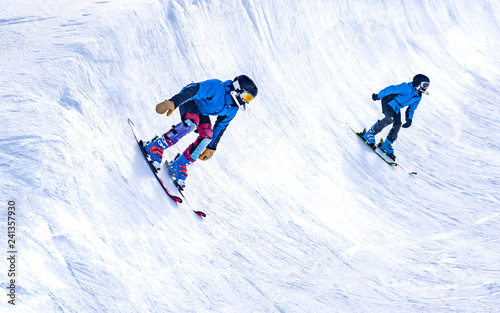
<box><xmin>372</xmin><ymin>95</ymin><xmax>402</xmax><ymax>143</ymax></box>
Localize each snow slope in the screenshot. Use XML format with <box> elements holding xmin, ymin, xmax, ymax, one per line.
<box><xmin>1</xmin><ymin>0</ymin><xmax>499</xmax><ymax>312</ymax></box>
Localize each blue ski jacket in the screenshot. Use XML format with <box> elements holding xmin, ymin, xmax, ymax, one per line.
<box><xmin>377</xmin><ymin>82</ymin><xmax>422</xmax><ymax>120</ymax></box>
<box><xmin>170</xmin><ymin>79</ymin><xmax>239</xmax><ymax>150</ymax></box>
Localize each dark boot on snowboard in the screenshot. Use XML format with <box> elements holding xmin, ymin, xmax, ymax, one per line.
<box><xmin>378</xmin><ymin>138</ymin><xmax>396</xmax><ymax>161</ymax></box>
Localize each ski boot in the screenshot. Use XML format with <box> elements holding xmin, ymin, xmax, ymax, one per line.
<box><xmin>143</xmin><ymin>120</ymin><xmax>197</xmax><ymax>172</ymax></box>
<box><xmin>358</xmin><ymin>127</ymin><xmax>377</xmax><ymax>149</ymax></box>
<box><xmin>169</xmin><ymin>153</ymin><xmax>192</xmax><ymax>191</ymax></box>
<box><xmin>143</xmin><ymin>135</ymin><xmax>170</xmax><ymax>172</ymax></box>
<box><xmin>378</xmin><ymin>138</ymin><xmax>396</xmax><ymax>161</ymax></box>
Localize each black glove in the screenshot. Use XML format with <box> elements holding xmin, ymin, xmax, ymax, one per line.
<box><xmin>372</xmin><ymin>93</ymin><xmax>379</xmax><ymax>101</ymax></box>
<box><xmin>402</xmin><ymin>119</ymin><xmax>412</xmax><ymax>128</ymax></box>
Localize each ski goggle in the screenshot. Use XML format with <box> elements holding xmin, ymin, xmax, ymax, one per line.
<box><xmin>417</xmin><ymin>81</ymin><xmax>430</xmax><ymax>91</ymax></box>
<box><xmin>416</xmin><ymin>81</ymin><xmax>430</xmax><ymax>95</ymax></box>
<box><xmin>241</xmin><ymin>91</ymin><xmax>254</xmax><ymax>103</ymax></box>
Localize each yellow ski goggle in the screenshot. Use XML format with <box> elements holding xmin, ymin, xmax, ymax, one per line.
<box><xmin>241</xmin><ymin>92</ymin><xmax>254</xmax><ymax>103</ymax></box>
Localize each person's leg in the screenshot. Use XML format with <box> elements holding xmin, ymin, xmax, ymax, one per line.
<box><xmin>378</xmin><ymin>111</ymin><xmax>401</xmax><ymax>160</ymax></box>
<box><xmin>386</xmin><ymin>112</ymin><xmax>402</xmax><ymax>143</ymax></box>
<box><xmin>170</xmin><ymin>111</ymin><xmax>213</xmax><ymax>190</ymax></box>
<box><xmin>180</xmin><ymin>114</ymin><xmax>213</xmax><ymax>163</ymax></box>
<box><xmin>144</xmin><ymin>101</ymin><xmax>199</xmax><ymax>169</ymax></box>
<box><xmin>363</xmin><ymin>96</ymin><xmax>397</xmax><ymax>144</ymax></box>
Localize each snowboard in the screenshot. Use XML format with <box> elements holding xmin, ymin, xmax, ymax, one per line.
<box><xmin>347</xmin><ymin>122</ymin><xmax>417</xmax><ymax>175</ymax></box>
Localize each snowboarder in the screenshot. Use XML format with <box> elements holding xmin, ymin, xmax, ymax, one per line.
<box><xmin>361</xmin><ymin>74</ymin><xmax>430</xmax><ymax>160</ymax></box>
<box><xmin>143</xmin><ymin>75</ymin><xmax>258</xmax><ymax>190</ymax></box>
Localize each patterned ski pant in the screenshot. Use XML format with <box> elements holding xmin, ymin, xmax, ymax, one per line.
<box><xmin>178</xmin><ymin>101</ymin><xmax>213</xmax><ymax>162</ymax></box>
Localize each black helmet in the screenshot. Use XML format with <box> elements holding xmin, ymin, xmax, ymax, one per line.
<box><xmin>231</xmin><ymin>75</ymin><xmax>258</xmax><ymax>109</ymax></box>
<box><xmin>413</xmin><ymin>74</ymin><xmax>430</xmax><ymax>94</ymax></box>
<box><xmin>234</xmin><ymin>75</ymin><xmax>258</xmax><ymax>97</ymax></box>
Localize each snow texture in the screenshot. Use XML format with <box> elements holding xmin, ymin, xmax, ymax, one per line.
<box><xmin>1</xmin><ymin>0</ymin><xmax>499</xmax><ymax>312</ymax></box>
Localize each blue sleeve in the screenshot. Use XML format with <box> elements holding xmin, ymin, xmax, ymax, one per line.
<box><xmin>208</xmin><ymin>115</ymin><xmax>235</xmax><ymax>150</ymax></box>
<box><xmin>170</xmin><ymin>83</ymin><xmax>200</xmax><ymax>108</ymax></box>
<box><xmin>377</xmin><ymin>82</ymin><xmax>407</xmax><ymax>99</ymax></box>
<box><xmin>170</xmin><ymin>80</ymin><xmax>218</xmax><ymax>107</ymax></box>
<box><xmin>406</xmin><ymin>101</ymin><xmax>420</xmax><ymax>120</ymax></box>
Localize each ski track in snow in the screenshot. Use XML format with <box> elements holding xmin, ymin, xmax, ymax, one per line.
<box><xmin>1</xmin><ymin>0</ymin><xmax>499</xmax><ymax>312</ymax></box>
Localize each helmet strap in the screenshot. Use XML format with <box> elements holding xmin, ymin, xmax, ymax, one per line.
<box><xmin>416</xmin><ymin>86</ymin><xmax>429</xmax><ymax>95</ymax></box>
<box><xmin>230</xmin><ymin>79</ymin><xmax>248</xmax><ymax>109</ymax></box>
<box><xmin>230</xmin><ymin>90</ymin><xmax>247</xmax><ymax>110</ymax></box>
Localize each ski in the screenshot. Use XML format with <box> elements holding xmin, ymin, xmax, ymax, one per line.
<box><xmin>377</xmin><ymin>138</ymin><xmax>417</xmax><ymax>175</ymax></box>
<box><xmin>164</xmin><ymin>154</ymin><xmax>206</xmax><ymax>218</ymax></box>
<box><xmin>128</xmin><ymin>118</ymin><xmax>207</xmax><ymax>217</ymax></box>
<box><xmin>347</xmin><ymin>122</ymin><xmax>397</xmax><ymax>166</ymax></box>
<box><xmin>128</xmin><ymin>118</ymin><xmax>182</xmax><ymax>203</ymax></box>
<box><xmin>346</xmin><ymin>122</ymin><xmax>417</xmax><ymax>175</ymax></box>
<box><xmin>392</xmin><ymin>159</ymin><xmax>417</xmax><ymax>175</ymax></box>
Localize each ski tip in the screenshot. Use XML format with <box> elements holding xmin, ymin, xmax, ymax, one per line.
<box><xmin>194</xmin><ymin>211</ymin><xmax>206</xmax><ymax>218</ymax></box>
<box><xmin>410</xmin><ymin>172</ymin><xmax>418</xmax><ymax>175</ymax></box>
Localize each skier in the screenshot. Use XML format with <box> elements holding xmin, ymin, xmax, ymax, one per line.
<box><xmin>360</xmin><ymin>74</ymin><xmax>430</xmax><ymax>160</ymax></box>
<box><xmin>143</xmin><ymin>75</ymin><xmax>258</xmax><ymax>190</ymax></box>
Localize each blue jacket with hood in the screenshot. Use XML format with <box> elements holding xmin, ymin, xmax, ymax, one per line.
<box><xmin>169</xmin><ymin>79</ymin><xmax>239</xmax><ymax>150</ymax></box>
<box><xmin>377</xmin><ymin>82</ymin><xmax>422</xmax><ymax>120</ymax></box>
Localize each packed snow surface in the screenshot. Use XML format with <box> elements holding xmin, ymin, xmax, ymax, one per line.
<box><xmin>1</xmin><ymin>0</ymin><xmax>499</xmax><ymax>312</ymax></box>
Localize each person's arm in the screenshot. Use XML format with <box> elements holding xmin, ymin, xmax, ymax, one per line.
<box><xmin>169</xmin><ymin>83</ymin><xmax>201</xmax><ymax>108</ymax></box>
<box><xmin>198</xmin><ymin>115</ymin><xmax>235</xmax><ymax>161</ymax></box>
<box><xmin>402</xmin><ymin>101</ymin><xmax>420</xmax><ymax>128</ymax></box>
<box><xmin>208</xmin><ymin>115</ymin><xmax>234</xmax><ymax>150</ymax></box>
<box><xmin>376</xmin><ymin>82</ymin><xmax>407</xmax><ymax>100</ymax></box>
